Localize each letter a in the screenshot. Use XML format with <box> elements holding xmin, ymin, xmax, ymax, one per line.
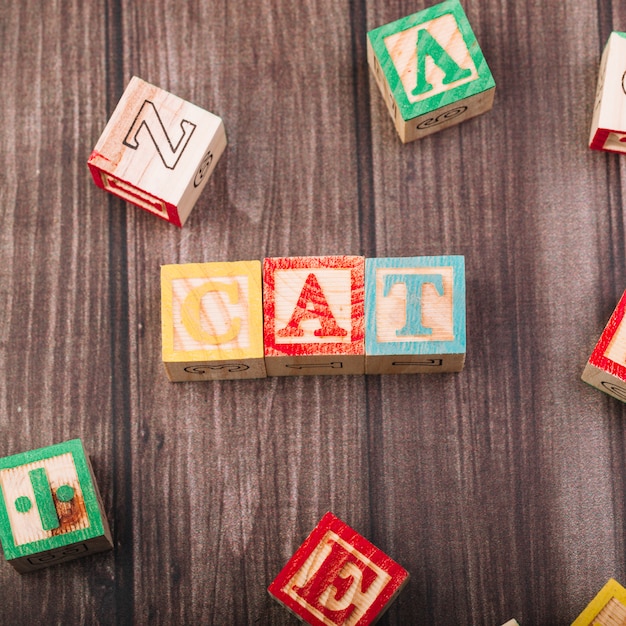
<box><xmin>277</xmin><ymin>273</ymin><xmax>348</xmax><ymax>338</ymax></box>
<box><xmin>412</xmin><ymin>28</ymin><xmax>472</xmax><ymax>96</ymax></box>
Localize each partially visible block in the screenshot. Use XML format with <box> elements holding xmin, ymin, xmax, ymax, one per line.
<box><xmin>263</xmin><ymin>256</ymin><xmax>365</xmax><ymax>376</ymax></box>
<box><xmin>572</xmin><ymin>579</ymin><xmax>626</xmax><ymax>626</ymax></box>
<box><xmin>88</xmin><ymin>76</ymin><xmax>227</xmax><ymax>226</ymax></box>
<box><xmin>367</xmin><ymin>0</ymin><xmax>495</xmax><ymax>143</ymax></box>
<box><xmin>500</xmin><ymin>621</ymin><xmax>520</xmax><ymax>626</ymax></box>
<box><xmin>161</xmin><ymin>261</ymin><xmax>266</xmax><ymax>381</ymax></box>
<box><xmin>582</xmin><ymin>290</ymin><xmax>626</xmax><ymax>402</ymax></box>
<box><xmin>0</xmin><ymin>439</ymin><xmax>112</xmax><ymax>573</ymax></box>
<box><xmin>589</xmin><ymin>32</ymin><xmax>626</xmax><ymax>153</ymax></box>
<box><xmin>268</xmin><ymin>511</ymin><xmax>409</xmax><ymax>626</ymax></box>
<box><xmin>365</xmin><ymin>256</ymin><xmax>465</xmax><ymax>374</ymax></box>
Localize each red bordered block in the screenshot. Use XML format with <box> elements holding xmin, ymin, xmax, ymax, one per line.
<box><xmin>268</xmin><ymin>512</ymin><xmax>409</xmax><ymax>625</ymax></box>
<box><xmin>582</xmin><ymin>290</ymin><xmax>626</xmax><ymax>402</ymax></box>
<box><xmin>88</xmin><ymin>76</ymin><xmax>227</xmax><ymax>226</ymax></box>
<box><xmin>263</xmin><ymin>256</ymin><xmax>365</xmax><ymax>376</ymax></box>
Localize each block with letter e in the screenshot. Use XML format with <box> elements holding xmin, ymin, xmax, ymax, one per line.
<box><xmin>0</xmin><ymin>439</ymin><xmax>112</xmax><ymax>573</ymax></box>
<box><xmin>161</xmin><ymin>261</ymin><xmax>266</xmax><ymax>381</ymax></box>
<box><xmin>365</xmin><ymin>255</ymin><xmax>465</xmax><ymax>374</ymax></box>
<box><xmin>268</xmin><ymin>511</ymin><xmax>409</xmax><ymax>626</ymax></box>
<box><xmin>367</xmin><ymin>0</ymin><xmax>495</xmax><ymax>143</ymax></box>
<box><xmin>582</xmin><ymin>290</ymin><xmax>626</xmax><ymax>402</ymax></box>
<box><xmin>572</xmin><ymin>578</ymin><xmax>626</xmax><ymax>626</ymax></box>
<box><xmin>88</xmin><ymin>76</ymin><xmax>226</xmax><ymax>226</ymax></box>
<box><xmin>263</xmin><ymin>256</ymin><xmax>365</xmax><ymax>376</ymax></box>
<box><xmin>589</xmin><ymin>32</ymin><xmax>626</xmax><ymax>153</ymax></box>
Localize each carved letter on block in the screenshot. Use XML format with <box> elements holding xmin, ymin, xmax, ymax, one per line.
<box><xmin>268</xmin><ymin>511</ymin><xmax>409</xmax><ymax>626</ymax></box>
<box><xmin>88</xmin><ymin>76</ymin><xmax>227</xmax><ymax>226</ymax></box>
<box><xmin>161</xmin><ymin>261</ymin><xmax>266</xmax><ymax>381</ymax></box>
<box><xmin>365</xmin><ymin>256</ymin><xmax>465</xmax><ymax>374</ymax></box>
<box><xmin>263</xmin><ymin>256</ymin><xmax>365</xmax><ymax>376</ymax></box>
<box><xmin>0</xmin><ymin>439</ymin><xmax>112</xmax><ymax>573</ymax></box>
<box><xmin>582</xmin><ymin>290</ymin><xmax>626</xmax><ymax>401</ymax></box>
<box><xmin>367</xmin><ymin>0</ymin><xmax>495</xmax><ymax>143</ymax></box>
<box><xmin>589</xmin><ymin>32</ymin><xmax>626</xmax><ymax>153</ymax></box>
<box><xmin>572</xmin><ymin>579</ymin><xmax>626</xmax><ymax>626</ymax></box>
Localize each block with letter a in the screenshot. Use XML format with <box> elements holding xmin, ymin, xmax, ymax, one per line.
<box><xmin>88</xmin><ymin>76</ymin><xmax>226</xmax><ymax>226</ymax></box>
<box><xmin>365</xmin><ymin>255</ymin><xmax>466</xmax><ymax>374</ymax></box>
<box><xmin>367</xmin><ymin>0</ymin><xmax>495</xmax><ymax>143</ymax></box>
<box><xmin>589</xmin><ymin>32</ymin><xmax>626</xmax><ymax>153</ymax></box>
<box><xmin>161</xmin><ymin>261</ymin><xmax>266</xmax><ymax>381</ymax></box>
<box><xmin>268</xmin><ymin>511</ymin><xmax>409</xmax><ymax>626</ymax></box>
<box><xmin>582</xmin><ymin>290</ymin><xmax>626</xmax><ymax>402</ymax></box>
<box><xmin>263</xmin><ymin>256</ymin><xmax>365</xmax><ymax>376</ymax></box>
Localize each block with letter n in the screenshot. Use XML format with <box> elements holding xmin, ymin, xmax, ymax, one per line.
<box><xmin>367</xmin><ymin>0</ymin><xmax>495</xmax><ymax>143</ymax></box>
<box><xmin>88</xmin><ymin>76</ymin><xmax>227</xmax><ymax>226</ymax></box>
<box><xmin>582</xmin><ymin>290</ymin><xmax>626</xmax><ymax>402</ymax></box>
<box><xmin>589</xmin><ymin>32</ymin><xmax>626</xmax><ymax>153</ymax></box>
<box><xmin>161</xmin><ymin>261</ymin><xmax>266</xmax><ymax>381</ymax></box>
<box><xmin>263</xmin><ymin>256</ymin><xmax>365</xmax><ymax>376</ymax></box>
<box><xmin>0</xmin><ymin>439</ymin><xmax>113</xmax><ymax>573</ymax></box>
<box><xmin>572</xmin><ymin>578</ymin><xmax>626</xmax><ymax>626</ymax></box>
<box><xmin>365</xmin><ymin>255</ymin><xmax>466</xmax><ymax>374</ymax></box>
<box><xmin>268</xmin><ymin>511</ymin><xmax>409</xmax><ymax>626</ymax></box>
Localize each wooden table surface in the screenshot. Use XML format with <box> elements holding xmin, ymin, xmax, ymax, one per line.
<box><xmin>1</xmin><ymin>0</ymin><xmax>626</xmax><ymax>624</ymax></box>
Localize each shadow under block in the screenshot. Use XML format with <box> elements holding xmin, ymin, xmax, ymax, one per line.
<box><xmin>589</xmin><ymin>32</ymin><xmax>626</xmax><ymax>153</ymax></box>
<box><xmin>88</xmin><ymin>76</ymin><xmax>227</xmax><ymax>226</ymax></box>
<box><xmin>0</xmin><ymin>439</ymin><xmax>112</xmax><ymax>573</ymax></box>
<box><xmin>582</xmin><ymin>290</ymin><xmax>626</xmax><ymax>402</ymax></box>
<box><xmin>367</xmin><ymin>0</ymin><xmax>495</xmax><ymax>143</ymax></box>
<box><xmin>161</xmin><ymin>261</ymin><xmax>266</xmax><ymax>381</ymax></box>
<box><xmin>365</xmin><ymin>256</ymin><xmax>465</xmax><ymax>374</ymax></box>
<box><xmin>263</xmin><ymin>256</ymin><xmax>365</xmax><ymax>376</ymax></box>
<box><xmin>572</xmin><ymin>579</ymin><xmax>626</xmax><ymax>626</ymax></box>
<box><xmin>268</xmin><ymin>511</ymin><xmax>409</xmax><ymax>626</ymax></box>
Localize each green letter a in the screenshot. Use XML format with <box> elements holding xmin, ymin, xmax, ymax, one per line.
<box><xmin>412</xmin><ymin>28</ymin><xmax>472</xmax><ymax>96</ymax></box>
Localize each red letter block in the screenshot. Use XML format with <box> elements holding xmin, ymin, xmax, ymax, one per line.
<box><xmin>268</xmin><ymin>511</ymin><xmax>409</xmax><ymax>625</ymax></box>
<box><xmin>263</xmin><ymin>256</ymin><xmax>365</xmax><ymax>376</ymax></box>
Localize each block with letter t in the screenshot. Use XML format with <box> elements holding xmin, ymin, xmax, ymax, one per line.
<box><xmin>589</xmin><ymin>32</ymin><xmax>626</xmax><ymax>153</ymax></box>
<box><xmin>0</xmin><ymin>439</ymin><xmax>113</xmax><ymax>573</ymax></box>
<box><xmin>365</xmin><ymin>255</ymin><xmax>466</xmax><ymax>374</ymax></box>
<box><xmin>263</xmin><ymin>256</ymin><xmax>365</xmax><ymax>376</ymax></box>
<box><xmin>268</xmin><ymin>511</ymin><xmax>409</xmax><ymax>625</ymax></box>
<box><xmin>582</xmin><ymin>289</ymin><xmax>626</xmax><ymax>401</ymax></box>
<box><xmin>161</xmin><ymin>261</ymin><xmax>266</xmax><ymax>381</ymax></box>
<box><xmin>367</xmin><ymin>0</ymin><xmax>495</xmax><ymax>143</ymax></box>
<box><xmin>88</xmin><ymin>76</ymin><xmax>227</xmax><ymax>226</ymax></box>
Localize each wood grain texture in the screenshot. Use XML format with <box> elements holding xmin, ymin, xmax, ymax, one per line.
<box><xmin>0</xmin><ymin>0</ymin><xmax>625</xmax><ymax>623</ymax></box>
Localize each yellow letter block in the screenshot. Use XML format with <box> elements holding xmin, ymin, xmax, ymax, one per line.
<box><xmin>161</xmin><ymin>261</ymin><xmax>266</xmax><ymax>380</ymax></box>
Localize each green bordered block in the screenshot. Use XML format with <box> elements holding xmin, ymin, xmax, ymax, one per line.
<box><xmin>365</xmin><ymin>256</ymin><xmax>466</xmax><ymax>374</ymax></box>
<box><xmin>0</xmin><ymin>439</ymin><xmax>113</xmax><ymax>573</ymax></box>
<box><xmin>367</xmin><ymin>0</ymin><xmax>495</xmax><ymax>143</ymax></box>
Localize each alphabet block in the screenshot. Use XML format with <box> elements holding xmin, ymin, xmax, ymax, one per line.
<box><xmin>268</xmin><ymin>511</ymin><xmax>409</xmax><ymax>626</ymax></box>
<box><xmin>88</xmin><ymin>76</ymin><xmax>227</xmax><ymax>226</ymax></box>
<box><xmin>582</xmin><ymin>290</ymin><xmax>626</xmax><ymax>401</ymax></box>
<box><xmin>367</xmin><ymin>0</ymin><xmax>495</xmax><ymax>143</ymax></box>
<box><xmin>0</xmin><ymin>439</ymin><xmax>112</xmax><ymax>573</ymax></box>
<box><xmin>161</xmin><ymin>261</ymin><xmax>266</xmax><ymax>381</ymax></box>
<box><xmin>572</xmin><ymin>579</ymin><xmax>626</xmax><ymax>626</ymax></box>
<box><xmin>263</xmin><ymin>256</ymin><xmax>365</xmax><ymax>376</ymax></box>
<box><xmin>365</xmin><ymin>256</ymin><xmax>466</xmax><ymax>374</ymax></box>
<box><xmin>589</xmin><ymin>32</ymin><xmax>626</xmax><ymax>153</ymax></box>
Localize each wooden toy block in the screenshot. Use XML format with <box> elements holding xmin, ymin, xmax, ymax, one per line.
<box><xmin>589</xmin><ymin>32</ymin><xmax>626</xmax><ymax>153</ymax></box>
<box><xmin>501</xmin><ymin>621</ymin><xmax>520</xmax><ymax>626</ymax></box>
<box><xmin>161</xmin><ymin>261</ymin><xmax>266</xmax><ymax>381</ymax></box>
<box><xmin>365</xmin><ymin>256</ymin><xmax>465</xmax><ymax>374</ymax></box>
<box><xmin>582</xmin><ymin>290</ymin><xmax>626</xmax><ymax>402</ymax></box>
<box><xmin>268</xmin><ymin>511</ymin><xmax>409</xmax><ymax>626</ymax></box>
<box><xmin>572</xmin><ymin>578</ymin><xmax>626</xmax><ymax>626</ymax></box>
<box><xmin>367</xmin><ymin>0</ymin><xmax>495</xmax><ymax>143</ymax></box>
<box><xmin>0</xmin><ymin>439</ymin><xmax>112</xmax><ymax>573</ymax></box>
<box><xmin>263</xmin><ymin>256</ymin><xmax>365</xmax><ymax>376</ymax></box>
<box><xmin>88</xmin><ymin>76</ymin><xmax>227</xmax><ymax>226</ymax></box>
